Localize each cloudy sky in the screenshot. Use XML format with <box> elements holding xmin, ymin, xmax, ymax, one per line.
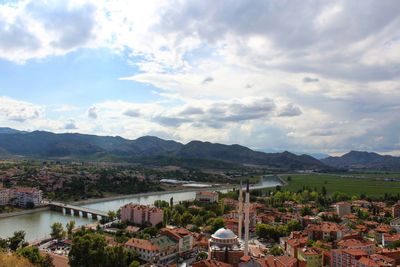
<box><xmin>0</xmin><ymin>0</ymin><xmax>399</xmax><ymax>155</ymax></box>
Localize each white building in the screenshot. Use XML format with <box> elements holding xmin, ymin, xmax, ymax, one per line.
<box><xmin>11</xmin><ymin>187</ymin><xmax>42</xmax><ymax>208</ymax></box>
<box><xmin>336</xmin><ymin>202</ymin><xmax>351</xmax><ymax>217</ymax></box>
<box><xmin>195</xmin><ymin>191</ymin><xmax>219</xmax><ymax>203</ymax></box>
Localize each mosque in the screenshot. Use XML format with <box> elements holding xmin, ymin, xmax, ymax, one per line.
<box><xmin>208</xmin><ymin>181</ymin><xmax>251</xmax><ymax>265</ymax></box>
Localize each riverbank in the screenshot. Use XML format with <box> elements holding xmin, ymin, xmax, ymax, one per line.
<box><xmin>0</xmin><ymin>206</ymin><xmax>50</xmax><ymax>219</ymax></box>
<box><xmin>71</xmin><ymin>184</ymin><xmax>237</xmax><ymax>206</ymax></box>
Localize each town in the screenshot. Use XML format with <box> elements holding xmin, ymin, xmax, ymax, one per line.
<box><xmin>1</xmin><ymin>176</ymin><xmax>400</xmax><ymax>267</ymax></box>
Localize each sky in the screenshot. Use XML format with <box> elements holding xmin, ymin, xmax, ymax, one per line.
<box><xmin>0</xmin><ymin>0</ymin><xmax>399</xmax><ymax>155</ymax></box>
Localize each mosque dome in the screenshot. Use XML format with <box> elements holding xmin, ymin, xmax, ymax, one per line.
<box><xmin>212</xmin><ymin>228</ymin><xmax>237</xmax><ymax>239</ymax></box>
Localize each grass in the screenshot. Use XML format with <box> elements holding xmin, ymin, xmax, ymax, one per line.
<box><xmin>282</xmin><ymin>173</ymin><xmax>400</xmax><ymax>198</ymax></box>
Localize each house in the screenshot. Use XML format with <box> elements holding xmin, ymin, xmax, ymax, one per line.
<box><xmin>125</xmin><ymin>235</ymin><xmax>178</xmax><ymax>265</ymax></box>
<box><xmin>390</xmin><ymin>217</ymin><xmax>400</xmax><ymax>233</ymax></box>
<box><xmin>120</xmin><ymin>203</ymin><xmax>163</xmax><ymax>226</ymax></box>
<box><xmin>337</xmin><ymin>239</ymin><xmax>376</xmax><ymax>255</ymax></box>
<box><xmin>392</xmin><ymin>202</ymin><xmax>400</xmax><ymax>218</ymax></box>
<box><xmin>336</xmin><ymin>202</ymin><xmax>351</xmax><ymax>217</ymax></box>
<box><xmin>255</xmin><ymin>255</ymin><xmax>301</xmax><ymax>267</ymax></box>
<box><xmin>307</xmin><ymin>222</ymin><xmax>344</xmax><ymax>241</ymax></box>
<box><xmin>196</xmin><ymin>191</ymin><xmax>219</xmax><ymax>203</ymax></box>
<box><xmin>160</xmin><ymin>227</ymin><xmax>194</xmax><ymax>255</ymax></box>
<box><xmin>193</xmin><ymin>259</ymin><xmax>232</xmax><ymax>267</ymax></box>
<box><xmin>356</xmin><ymin>254</ymin><xmax>395</xmax><ymax>267</ymax></box>
<box><xmin>374</xmin><ymin>225</ymin><xmax>393</xmax><ymax>245</ymax></box>
<box><xmin>297</xmin><ymin>247</ymin><xmax>323</xmax><ymax>267</ymax></box>
<box><xmin>382</xmin><ymin>233</ymin><xmax>400</xmax><ymax>247</ymax></box>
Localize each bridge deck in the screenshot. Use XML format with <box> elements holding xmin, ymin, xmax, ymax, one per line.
<box><xmin>49</xmin><ymin>201</ymin><xmax>108</xmax><ymax>217</ymax></box>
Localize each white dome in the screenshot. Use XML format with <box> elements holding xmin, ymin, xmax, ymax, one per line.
<box><xmin>212</xmin><ymin>228</ymin><xmax>237</xmax><ymax>239</ymax></box>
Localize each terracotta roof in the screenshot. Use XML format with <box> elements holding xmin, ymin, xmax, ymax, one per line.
<box><xmin>125</xmin><ymin>238</ymin><xmax>159</xmax><ymax>251</ymax></box>
<box><xmin>338</xmin><ymin>238</ymin><xmax>375</xmax><ymax>248</ymax></box>
<box><xmin>376</xmin><ymin>225</ymin><xmax>393</xmax><ymax>233</ymax></box>
<box><xmin>343</xmin><ymin>249</ymin><xmax>369</xmax><ymax>256</ymax></box>
<box><xmin>192</xmin><ymin>259</ymin><xmax>232</xmax><ymax>267</ymax></box>
<box><xmin>308</xmin><ymin>222</ymin><xmax>342</xmax><ymax>232</ymax></box>
<box><xmin>258</xmin><ymin>256</ymin><xmax>298</xmax><ymax>267</ymax></box>
<box><xmin>196</xmin><ymin>191</ymin><xmax>218</xmax><ymax>196</ymax></box>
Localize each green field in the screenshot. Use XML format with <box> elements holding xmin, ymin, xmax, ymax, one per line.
<box><xmin>282</xmin><ymin>173</ymin><xmax>400</xmax><ymax>198</ymax></box>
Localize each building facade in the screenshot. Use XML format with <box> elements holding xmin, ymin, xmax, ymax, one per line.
<box><xmin>10</xmin><ymin>187</ymin><xmax>42</xmax><ymax>207</ymax></box>
<box><xmin>196</xmin><ymin>191</ymin><xmax>219</xmax><ymax>203</ymax></box>
<box><xmin>121</xmin><ymin>203</ymin><xmax>163</xmax><ymax>226</ymax></box>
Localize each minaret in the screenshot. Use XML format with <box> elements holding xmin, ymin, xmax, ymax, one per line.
<box><xmin>238</xmin><ymin>180</ymin><xmax>243</xmax><ymax>240</ymax></box>
<box><xmin>244</xmin><ymin>179</ymin><xmax>250</xmax><ymax>256</ymax></box>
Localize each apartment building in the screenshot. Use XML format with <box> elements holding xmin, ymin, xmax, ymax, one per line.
<box><xmin>195</xmin><ymin>191</ymin><xmax>219</xmax><ymax>203</ymax></box>
<box><xmin>120</xmin><ymin>203</ymin><xmax>163</xmax><ymax>226</ymax></box>
<box><xmin>0</xmin><ymin>188</ymin><xmax>10</xmax><ymax>206</ymax></box>
<box><xmin>10</xmin><ymin>187</ymin><xmax>42</xmax><ymax>207</ymax></box>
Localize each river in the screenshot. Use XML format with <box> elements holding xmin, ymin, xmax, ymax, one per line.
<box><xmin>0</xmin><ymin>176</ymin><xmax>281</xmax><ymax>241</ymax></box>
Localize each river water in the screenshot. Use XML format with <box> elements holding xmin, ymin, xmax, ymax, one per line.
<box><xmin>0</xmin><ymin>176</ymin><xmax>281</xmax><ymax>241</ymax></box>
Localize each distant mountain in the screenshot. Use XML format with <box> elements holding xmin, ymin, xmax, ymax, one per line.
<box><xmin>0</xmin><ymin>127</ymin><xmax>25</xmax><ymax>134</ymax></box>
<box><xmin>258</xmin><ymin>148</ymin><xmax>330</xmax><ymax>160</ymax></box>
<box><xmin>0</xmin><ymin>128</ymin><xmax>328</xmax><ymax>170</ymax></box>
<box><xmin>322</xmin><ymin>150</ymin><xmax>400</xmax><ymax>170</ymax></box>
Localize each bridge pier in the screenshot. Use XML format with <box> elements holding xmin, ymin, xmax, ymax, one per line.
<box><xmin>82</xmin><ymin>211</ymin><xmax>88</xmax><ymax>218</ymax></box>
<box><xmin>73</xmin><ymin>209</ymin><xmax>80</xmax><ymax>216</ymax></box>
<box><xmin>65</xmin><ymin>208</ymin><xmax>72</xmax><ymax>215</ymax></box>
<box><xmin>92</xmin><ymin>214</ymin><xmax>98</xmax><ymax>220</ymax></box>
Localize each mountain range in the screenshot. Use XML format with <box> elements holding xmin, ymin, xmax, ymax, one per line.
<box><xmin>0</xmin><ymin>128</ymin><xmax>326</xmax><ymax>170</ymax></box>
<box><xmin>321</xmin><ymin>151</ymin><xmax>400</xmax><ymax>170</ymax></box>
<box><xmin>1</xmin><ymin>128</ymin><xmax>399</xmax><ymax>170</ymax></box>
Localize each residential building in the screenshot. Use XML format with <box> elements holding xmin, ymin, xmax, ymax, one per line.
<box><xmin>10</xmin><ymin>187</ymin><xmax>42</xmax><ymax>207</ymax></box>
<box><xmin>0</xmin><ymin>188</ymin><xmax>10</xmax><ymax>206</ymax></box>
<box><xmin>124</xmin><ymin>235</ymin><xmax>177</xmax><ymax>265</ymax></box>
<box><xmin>331</xmin><ymin>249</ymin><xmax>368</xmax><ymax>267</ymax></box>
<box><xmin>160</xmin><ymin>227</ymin><xmax>193</xmax><ymax>255</ymax></box>
<box><xmin>255</xmin><ymin>255</ymin><xmax>301</xmax><ymax>267</ymax></box>
<box><xmin>392</xmin><ymin>202</ymin><xmax>400</xmax><ymax>218</ymax></box>
<box><xmin>307</xmin><ymin>222</ymin><xmax>344</xmax><ymax>241</ymax></box>
<box><xmin>336</xmin><ymin>202</ymin><xmax>351</xmax><ymax>217</ymax></box>
<box><xmin>382</xmin><ymin>233</ymin><xmax>400</xmax><ymax>247</ymax></box>
<box><xmin>193</xmin><ymin>259</ymin><xmax>232</xmax><ymax>267</ymax></box>
<box><xmin>337</xmin><ymin>239</ymin><xmax>376</xmax><ymax>255</ymax></box>
<box><xmin>120</xmin><ymin>203</ymin><xmax>163</xmax><ymax>226</ymax></box>
<box><xmin>196</xmin><ymin>191</ymin><xmax>219</xmax><ymax>203</ymax></box>
<box><xmin>374</xmin><ymin>225</ymin><xmax>393</xmax><ymax>245</ymax></box>
<box><xmin>390</xmin><ymin>217</ymin><xmax>400</xmax><ymax>233</ymax></box>
<box><xmin>297</xmin><ymin>247</ymin><xmax>323</xmax><ymax>267</ymax></box>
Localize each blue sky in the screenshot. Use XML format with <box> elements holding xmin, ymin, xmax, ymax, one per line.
<box><xmin>0</xmin><ymin>0</ymin><xmax>399</xmax><ymax>155</ymax></box>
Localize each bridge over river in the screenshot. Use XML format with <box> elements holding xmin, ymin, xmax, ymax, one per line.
<box><xmin>48</xmin><ymin>201</ymin><xmax>108</xmax><ymax>220</ymax></box>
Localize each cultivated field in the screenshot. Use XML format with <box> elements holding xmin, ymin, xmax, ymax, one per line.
<box><xmin>282</xmin><ymin>173</ymin><xmax>400</xmax><ymax>197</ymax></box>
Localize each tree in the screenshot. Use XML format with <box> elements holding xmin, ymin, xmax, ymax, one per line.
<box><xmin>50</xmin><ymin>222</ymin><xmax>65</xmax><ymax>240</ymax></box>
<box><xmin>270</xmin><ymin>245</ymin><xmax>284</xmax><ymax>256</ymax></box>
<box><xmin>107</xmin><ymin>210</ymin><xmax>117</xmax><ymax>221</ymax></box>
<box><xmin>181</xmin><ymin>212</ymin><xmax>193</xmax><ymax>227</ymax></box>
<box><xmin>129</xmin><ymin>260</ymin><xmax>140</xmax><ymax>267</ymax></box>
<box><xmin>41</xmin><ymin>254</ymin><xmax>55</xmax><ymax>267</ymax></box>
<box><xmin>196</xmin><ymin>251</ymin><xmax>208</xmax><ymax>261</ymax></box>
<box><xmin>69</xmin><ymin>233</ymin><xmax>107</xmax><ymax>267</ymax></box>
<box><xmin>209</xmin><ymin>218</ymin><xmax>225</xmax><ymax>233</ymax></box>
<box><xmin>66</xmin><ymin>220</ymin><xmax>76</xmax><ymax>239</ymax></box>
<box><xmin>8</xmin><ymin>231</ymin><xmax>26</xmax><ymax>251</ymax></box>
<box><xmin>17</xmin><ymin>246</ymin><xmax>42</xmax><ymax>265</ymax></box>
<box><xmin>105</xmin><ymin>246</ymin><xmax>128</xmax><ymax>267</ymax></box>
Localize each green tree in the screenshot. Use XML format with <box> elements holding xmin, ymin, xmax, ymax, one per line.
<box><xmin>196</xmin><ymin>251</ymin><xmax>208</xmax><ymax>261</ymax></box>
<box><xmin>209</xmin><ymin>217</ymin><xmax>225</xmax><ymax>233</ymax></box>
<box><xmin>50</xmin><ymin>222</ymin><xmax>65</xmax><ymax>240</ymax></box>
<box><xmin>8</xmin><ymin>231</ymin><xmax>26</xmax><ymax>251</ymax></box>
<box><xmin>69</xmin><ymin>233</ymin><xmax>107</xmax><ymax>267</ymax></box>
<box><xmin>105</xmin><ymin>246</ymin><xmax>128</xmax><ymax>267</ymax></box>
<box><xmin>17</xmin><ymin>246</ymin><xmax>42</xmax><ymax>265</ymax></box>
<box><xmin>66</xmin><ymin>220</ymin><xmax>76</xmax><ymax>239</ymax></box>
<box><xmin>129</xmin><ymin>260</ymin><xmax>140</xmax><ymax>267</ymax></box>
<box><xmin>270</xmin><ymin>245</ymin><xmax>284</xmax><ymax>256</ymax></box>
<box><xmin>107</xmin><ymin>210</ymin><xmax>117</xmax><ymax>221</ymax></box>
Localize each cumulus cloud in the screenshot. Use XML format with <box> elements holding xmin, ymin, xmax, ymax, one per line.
<box><xmin>0</xmin><ymin>96</ymin><xmax>43</xmax><ymax>122</ymax></box>
<box><xmin>123</xmin><ymin>109</ymin><xmax>141</xmax><ymax>117</ymax></box>
<box><xmin>1</xmin><ymin>0</ymin><xmax>400</xmax><ymax>154</ymax></box>
<box><xmin>303</xmin><ymin>77</ymin><xmax>319</xmax><ymax>83</ymax></box>
<box><xmin>201</xmin><ymin>76</ymin><xmax>214</xmax><ymax>84</ymax></box>
<box><xmin>87</xmin><ymin>106</ymin><xmax>98</xmax><ymax>119</ymax></box>
<box><xmin>63</xmin><ymin>120</ymin><xmax>78</xmax><ymax>130</ymax></box>
<box><xmin>278</xmin><ymin>103</ymin><xmax>302</xmax><ymax>117</ymax></box>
